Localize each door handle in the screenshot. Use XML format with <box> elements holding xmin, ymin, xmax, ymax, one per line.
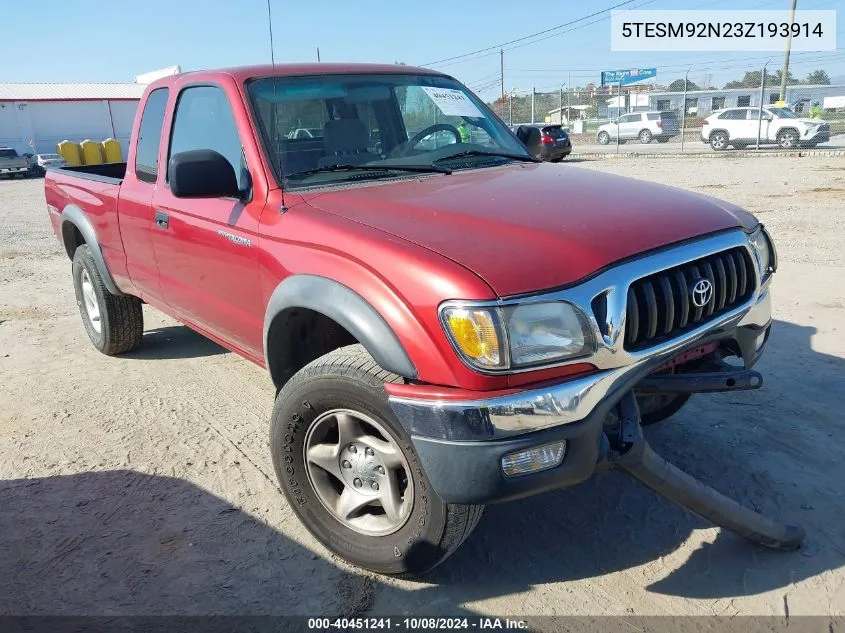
<box><xmin>154</xmin><ymin>210</ymin><xmax>169</xmax><ymax>229</ymax></box>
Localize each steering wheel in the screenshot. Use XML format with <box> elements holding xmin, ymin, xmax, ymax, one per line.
<box><xmin>393</xmin><ymin>123</ymin><xmax>462</xmax><ymax>157</ymax></box>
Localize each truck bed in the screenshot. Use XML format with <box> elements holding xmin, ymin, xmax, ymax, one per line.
<box><xmin>54</xmin><ymin>163</ymin><xmax>127</xmax><ymax>184</ymax></box>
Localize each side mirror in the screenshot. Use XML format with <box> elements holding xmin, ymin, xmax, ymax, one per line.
<box><xmin>169</xmin><ymin>149</ymin><xmax>240</xmax><ymax>198</ymax></box>
<box><xmin>515</xmin><ymin>125</ymin><xmax>542</xmax><ymax>156</ymax></box>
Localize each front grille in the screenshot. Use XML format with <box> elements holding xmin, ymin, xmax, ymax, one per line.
<box><xmin>624</xmin><ymin>246</ymin><xmax>755</xmax><ymax>351</ymax></box>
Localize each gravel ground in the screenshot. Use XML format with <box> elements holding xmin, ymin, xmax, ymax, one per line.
<box><xmin>1</xmin><ymin>155</ymin><xmax>843</xmax><ymax>619</ymax></box>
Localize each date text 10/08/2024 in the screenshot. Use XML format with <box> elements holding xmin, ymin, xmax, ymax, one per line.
<box><xmin>308</xmin><ymin>617</ymin><xmax>529</xmax><ymax>630</ymax></box>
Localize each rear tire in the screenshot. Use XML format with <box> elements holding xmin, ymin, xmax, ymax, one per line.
<box><xmin>270</xmin><ymin>344</ymin><xmax>483</xmax><ymax>577</ymax></box>
<box><xmin>710</xmin><ymin>131</ymin><xmax>729</xmax><ymax>151</ymax></box>
<box><xmin>72</xmin><ymin>245</ymin><xmax>143</xmax><ymax>355</ymax></box>
<box><xmin>597</xmin><ymin>131</ymin><xmax>610</xmax><ymax>145</ymax></box>
<box><xmin>638</xmin><ymin>129</ymin><xmax>653</xmax><ymax>144</ymax></box>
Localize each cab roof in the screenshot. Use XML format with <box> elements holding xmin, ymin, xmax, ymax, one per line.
<box><xmin>146</xmin><ymin>63</ymin><xmax>445</xmax><ymax>89</ymax></box>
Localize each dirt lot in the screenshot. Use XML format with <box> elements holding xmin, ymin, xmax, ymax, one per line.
<box><xmin>1</xmin><ymin>156</ymin><xmax>844</xmax><ymax>618</ymax></box>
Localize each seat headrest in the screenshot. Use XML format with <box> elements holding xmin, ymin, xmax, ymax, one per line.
<box><xmin>323</xmin><ymin>119</ymin><xmax>369</xmax><ymax>152</ymax></box>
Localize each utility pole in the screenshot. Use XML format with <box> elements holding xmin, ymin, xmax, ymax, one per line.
<box><xmin>500</xmin><ymin>49</ymin><xmax>504</xmax><ymax>103</ymax></box>
<box><xmin>316</xmin><ymin>47</ymin><xmax>321</xmax><ymax>62</ymax></box>
<box><xmin>567</xmin><ymin>72</ymin><xmax>571</xmax><ymax>125</ymax></box>
<box><xmin>779</xmin><ymin>0</ymin><xmax>797</xmax><ymax>102</ymax></box>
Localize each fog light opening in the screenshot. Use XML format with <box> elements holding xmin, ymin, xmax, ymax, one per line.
<box><xmin>501</xmin><ymin>441</ymin><xmax>567</xmax><ymax>478</ymax></box>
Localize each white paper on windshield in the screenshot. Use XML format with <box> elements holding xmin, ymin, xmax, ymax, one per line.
<box><xmin>421</xmin><ymin>87</ymin><xmax>484</xmax><ymax>118</ymax></box>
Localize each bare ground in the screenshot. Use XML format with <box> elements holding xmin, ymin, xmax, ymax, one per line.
<box><xmin>1</xmin><ymin>155</ymin><xmax>844</xmax><ymax>617</ymax></box>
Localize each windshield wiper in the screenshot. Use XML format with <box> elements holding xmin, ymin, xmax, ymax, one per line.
<box><xmin>433</xmin><ymin>150</ymin><xmax>539</xmax><ymax>164</ymax></box>
<box><xmin>286</xmin><ymin>163</ymin><xmax>452</xmax><ymax>179</ymax></box>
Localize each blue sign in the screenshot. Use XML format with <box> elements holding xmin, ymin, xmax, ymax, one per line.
<box><xmin>601</xmin><ymin>68</ymin><xmax>657</xmax><ymax>86</ymax></box>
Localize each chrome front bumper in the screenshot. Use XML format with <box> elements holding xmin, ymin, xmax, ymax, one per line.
<box><xmin>389</xmin><ymin>232</ymin><xmax>772</xmax><ymax>442</ymax></box>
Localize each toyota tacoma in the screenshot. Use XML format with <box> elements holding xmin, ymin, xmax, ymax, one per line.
<box><xmin>44</xmin><ymin>63</ymin><xmax>802</xmax><ymax>577</ymax></box>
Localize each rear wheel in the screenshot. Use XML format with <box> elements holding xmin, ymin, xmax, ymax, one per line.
<box><xmin>710</xmin><ymin>131</ymin><xmax>729</xmax><ymax>151</ymax></box>
<box><xmin>270</xmin><ymin>345</ymin><xmax>483</xmax><ymax>576</ymax></box>
<box><xmin>638</xmin><ymin>129</ymin><xmax>653</xmax><ymax>144</ymax></box>
<box><xmin>597</xmin><ymin>131</ymin><xmax>610</xmax><ymax>145</ymax></box>
<box><xmin>72</xmin><ymin>245</ymin><xmax>144</xmax><ymax>355</ymax></box>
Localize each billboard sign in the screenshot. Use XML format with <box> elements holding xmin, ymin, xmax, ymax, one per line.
<box><xmin>601</xmin><ymin>68</ymin><xmax>657</xmax><ymax>86</ymax></box>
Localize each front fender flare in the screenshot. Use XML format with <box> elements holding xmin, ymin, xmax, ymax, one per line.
<box><xmin>60</xmin><ymin>205</ymin><xmax>123</xmax><ymax>296</ymax></box>
<box><xmin>263</xmin><ymin>275</ymin><xmax>417</xmax><ymax>380</ymax></box>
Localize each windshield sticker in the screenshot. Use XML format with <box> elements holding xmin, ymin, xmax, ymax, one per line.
<box><xmin>421</xmin><ymin>87</ymin><xmax>484</xmax><ymax>118</ymax></box>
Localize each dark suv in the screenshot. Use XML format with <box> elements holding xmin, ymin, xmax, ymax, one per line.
<box><xmin>513</xmin><ymin>124</ymin><xmax>572</xmax><ymax>161</ymax></box>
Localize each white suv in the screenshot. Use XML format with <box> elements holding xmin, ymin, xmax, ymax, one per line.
<box><xmin>702</xmin><ymin>107</ymin><xmax>830</xmax><ymax>150</ymax></box>
<box><xmin>596</xmin><ymin>111</ymin><xmax>680</xmax><ymax>145</ymax></box>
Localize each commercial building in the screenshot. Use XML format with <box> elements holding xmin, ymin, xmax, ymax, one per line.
<box><xmin>0</xmin><ymin>83</ymin><xmax>146</xmax><ymax>158</ymax></box>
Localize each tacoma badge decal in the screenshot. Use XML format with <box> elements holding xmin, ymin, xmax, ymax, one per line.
<box><xmin>217</xmin><ymin>229</ymin><xmax>252</xmax><ymax>247</ymax></box>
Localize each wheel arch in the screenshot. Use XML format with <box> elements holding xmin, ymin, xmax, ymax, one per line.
<box><xmin>708</xmin><ymin>128</ymin><xmax>729</xmax><ymax>140</ymax></box>
<box><xmin>60</xmin><ymin>205</ymin><xmax>123</xmax><ymax>296</ymax></box>
<box><xmin>264</xmin><ymin>275</ymin><xmax>417</xmax><ymax>389</ymax></box>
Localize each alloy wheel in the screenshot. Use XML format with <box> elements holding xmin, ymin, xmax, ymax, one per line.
<box><xmin>303</xmin><ymin>409</ymin><xmax>414</xmax><ymax>536</ymax></box>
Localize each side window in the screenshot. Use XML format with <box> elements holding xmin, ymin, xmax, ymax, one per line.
<box><xmin>646</xmin><ymin>113</ymin><xmax>660</xmax><ymax>121</ymax></box>
<box><xmin>169</xmin><ymin>85</ymin><xmax>248</xmax><ymax>191</ymax></box>
<box><xmin>737</xmin><ymin>95</ymin><xmax>751</xmax><ymax>107</ymax></box>
<box><xmin>135</xmin><ymin>88</ymin><xmax>169</xmax><ymax>184</ymax></box>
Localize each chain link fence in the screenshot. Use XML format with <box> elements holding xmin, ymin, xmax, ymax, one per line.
<box><xmin>488</xmin><ymin>74</ymin><xmax>845</xmax><ymax>154</ymax></box>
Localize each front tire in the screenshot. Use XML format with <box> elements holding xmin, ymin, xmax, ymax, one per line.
<box><xmin>72</xmin><ymin>245</ymin><xmax>143</xmax><ymax>355</ymax></box>
<box><xmin>777</xmin><ymin>129</ymin><xmax>798</xmax><ymax>149</ymax></box>
<box><xmin>270</xmin><ymin>345</ymin><xmax>483</xmax><ymax>576</ymax></box>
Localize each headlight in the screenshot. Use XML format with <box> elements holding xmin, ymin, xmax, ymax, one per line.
<box><xmin>441</xmin><ymin>301</ymin><xmax>594</xmax><ymax>372</ymax></box>
<box><xmin>748</xmin><ymin>226</ymin><xmax>776</xmax><ymax>280</ymax></box>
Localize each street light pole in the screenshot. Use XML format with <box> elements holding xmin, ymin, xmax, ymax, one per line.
<box><xmin>756</xmin><ymin>61</ymin><xmax>770</xmax><ymax>149</ymax></box>
<box><xmin>680</xmin><ymin>68</ymin><xmax>690</xmax><ymax>152</ymax></box>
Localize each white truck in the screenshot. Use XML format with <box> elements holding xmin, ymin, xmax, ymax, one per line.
<box><xmin>702</xmin><ymin>106</ymin><xmax>830</xmax><ymax>150</ymax></box>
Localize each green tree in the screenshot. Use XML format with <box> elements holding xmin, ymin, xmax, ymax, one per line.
<box><xmin>772</xmin><ymin>69</ymin><xmax>800</xmax><ymax>86</ymax></box>
<box><xmin>805</xmin><ymin>69</ymin><xmax>831</xmax><ymax>85</ymax></box>
<box><xmin>668</xmin><ymin>78</ymin><xmax>700</xmax><ymax>91</ymax></box>
<box><xmin>723</xmin><ymin>70</ymin><xmax>778</xmax><ymax>89</ymax></box>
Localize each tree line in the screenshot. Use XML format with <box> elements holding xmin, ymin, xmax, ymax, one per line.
<box><xmin>668</xmin><ymin>69</ymin><xmax>831</xmax><ymax>92</ymax></box>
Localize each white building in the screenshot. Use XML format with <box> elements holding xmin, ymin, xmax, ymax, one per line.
<box><xmin>0</xmin><ymin>83</ymin><xmax>146</xmax><ymax>158</ymax></box>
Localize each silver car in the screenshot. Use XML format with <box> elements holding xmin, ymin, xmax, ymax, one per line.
<box><xmin>596</xmin><ymin>111</ymin><xmax>680</xmax><ymax>145</ymax></box>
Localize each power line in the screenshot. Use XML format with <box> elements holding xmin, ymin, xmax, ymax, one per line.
<box><xmin>423</xmin><ymin>0</ymin><xmax>640</xmax><ymax>66</ymax></box>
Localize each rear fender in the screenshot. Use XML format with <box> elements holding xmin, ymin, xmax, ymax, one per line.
<box><xmin>60</xmin><ymin>204</ymin><xmax>123</xmax><ymax>296</ymax></box>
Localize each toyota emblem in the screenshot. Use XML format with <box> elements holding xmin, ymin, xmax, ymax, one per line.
<box><xmin>690</xmin><ymin>278</ymin><xmax>713</xmax><ymax>308</ymax></box>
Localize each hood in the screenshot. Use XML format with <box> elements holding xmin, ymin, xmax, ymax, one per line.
<box><xmin>304</xmin><ymin>163</ymin><xmax>756</xmax><ymax>297</ymax></box>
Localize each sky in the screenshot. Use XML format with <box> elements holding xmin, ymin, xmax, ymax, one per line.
<box><xmin>5</xmin><ymin>0</ymin><xmax>844</xmax><ymax>98</ymax></box>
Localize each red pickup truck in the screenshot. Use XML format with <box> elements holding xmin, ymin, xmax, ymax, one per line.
<box><xmin>45</xmin><ymin>63</ymin><xmax>801</xmax><ymax>577</ymax></box>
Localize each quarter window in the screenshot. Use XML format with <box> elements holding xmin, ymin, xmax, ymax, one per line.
<box><xmin>169</xmin><ymin>85</ymin><xmax>248</xmax><ymax>191</ymax></box>
<box><xmin>135</xmin><ymin>88</ymin><xmax>169</xmax><ymax>183</ymax></box>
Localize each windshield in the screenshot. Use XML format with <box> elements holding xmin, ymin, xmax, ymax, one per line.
<box><xmin>769</xmin><ymin>107</ymin><xmax>797</xmax><ymax>119</ymax></box>
<box><xmin>247</xmin><ymin>73</ymin><xmax>530</xmax><ymax>188</ymax></box>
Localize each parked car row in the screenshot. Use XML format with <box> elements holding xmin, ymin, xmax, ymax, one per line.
<box><xmin>0</xmin><ymin>148</ymin><xmax>67</xmax><ymax>179</ymax></box>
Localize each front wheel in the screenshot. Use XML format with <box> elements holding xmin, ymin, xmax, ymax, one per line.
<box><xmin>270</xmin><ymin>345</ymin><xmax>483</xmax><ymax>576</ymax></box>
<box><xmin>777</xmin><ymin>129</ymin><xmax>798</xmax><ymax>149</ymax></box>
